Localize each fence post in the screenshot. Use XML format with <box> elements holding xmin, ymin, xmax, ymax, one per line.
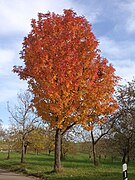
<box><xmin>122</xmin><ymin>163</ymin><xmax>128</xmax><ymax>180</ymax></box>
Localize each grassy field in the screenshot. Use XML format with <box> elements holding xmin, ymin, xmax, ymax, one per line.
<box><xmin>0</xmin><ymin>152</ymin><xmax>134</xmax><ymax>180</ymax></box>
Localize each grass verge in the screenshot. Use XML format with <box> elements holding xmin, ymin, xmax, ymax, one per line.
<box><xmin>0</xmin><ymin>152</ymin><xmax>135</xmax><ymax>180</ymax></box>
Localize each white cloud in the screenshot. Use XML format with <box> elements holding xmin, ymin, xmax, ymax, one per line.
<box><xmin>99</xmin><ymin>36</ymin><xmax>135</xmax><ymax>60</ymax></box>
<box><xmin>0</xmin><ymin>77</ymin><xmax>27</xmax><ymax>103</ymax></box>
<box><xmin>98</xmin><ymin>36</ymin><xmax>135</xmax><ymax>83</ymax></box>
<box><xmin>115</xmin><ymin>59</ymin><xmax>135</xmax><ymax>83</ymax></box>
<box><xmin>118</xmin><ymin>0</ymin><xmax>135</xmax><ymax>33</ymax></box>
<box><xmin>0</xmin><ymin>0</ymin><xmax>72</xmax><ymax>34</ymax></box>
<box><xmin>99</xmin><ymin>37</ymin><xmax>122</xmax><ymax>58</ymax></box>
<box><xmin>0</xmin><ymin>0</ymin><xmax>101</xmax><ymax>35</ymax></box>
<box><xmin>0</xmin><ymin>49</ymin><xmax>15</xmax><ymax>65</ymax></box>
<box><xmin>0</xmin><ymin>49</ymin><xmax>15</xmax><ymax>75</ymax></box>
<box><xmin>70</xmin><ymin>1</ymin><xmax>102</xmax><ymax>24</ymax></box>
<box><xmin>0</xmin><ymin>0</ymin><xmax>72</xmax><ymax>35</ymax></box>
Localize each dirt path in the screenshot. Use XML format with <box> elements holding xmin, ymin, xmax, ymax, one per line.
<box><xmin>0</xmin><ymin>168</ymin><xmax>39</xmax><ymax>180</ymax></box>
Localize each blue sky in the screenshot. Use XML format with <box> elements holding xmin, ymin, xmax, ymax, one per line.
<box><xmin>0</xmin><ymin>0</ymin><xmax>135</xmax><ymax>126</ymax></box>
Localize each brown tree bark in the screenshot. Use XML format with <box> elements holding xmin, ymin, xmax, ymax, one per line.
<box><xmin>122</xmin><ymin>155</ymin><xmax>126</xmax><ymax>164</ymax></box>
<box><xmin>24</xmin><ymin>145</ymin><xmax>27</xmax><ymax>154</ymax></box>
<box><xmin>21</xmin><ymin>137</ymin><xmax>25</xmax><ymax>163</ymax></box>
<box><xmin>54</xmin><ymin>128</ymin><xmax>62</xmax><ymax>172</ymax></box>
<box><xmin>91</xmin><ymin>131</ymin><xmax>98</xmax><ymax>166</ymax></box>
<box><xmin>7</xmin><ymin>143</ymin><xmax>10</xmax><ymax>160</ymax></box>
<box><xmin>60</xmin><ymin>137</ymin><xmax>64</xmax><ymax>160</ymax></box>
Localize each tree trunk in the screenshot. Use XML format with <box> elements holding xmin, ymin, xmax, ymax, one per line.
<box><xmin>127</xmin><ymin>154</ymin><xmax>130</xmax><ymax>164</ymax></box>
<box><xmin>54</xmin><ymin>128</ymin><xmax>61</xmax><ymax>172</ymax></box>
<box><xmin>60</xmin><ymin>136</ymin><xmax>64</xmax><ymax>160</ymax></box>
<box><xmin>91</xmin><ymin>131</ymin><xmax>98</xmax><ymax>166</ymax></box>
<box><xmin>21</xmin><ymin>137</ymin><xmax>25</xmax><ymax>163</ymax></box>
<box><xmin>24</xmin><ymin>145</ymin><xmax>27</xmax><ymax>154</ymax></box>
<box><xmin>7</xmin><ymin>142</ymin><xmax>10</xmax><ymax>160</ymax></box>
<box><xmin>122</xmin><ymin>152</ymin><xmax>126</xmax><ymax>164</ymax></box>
<box><xmin>92</xmin><ymin>143</ymin><xmax>98</xmax><ymax>166</ymax></box>
<box><xmin>127</xmin><ymin>139</ymin><xmax>130</xmax><ymax>164</ymax></box>
<box><xmin>49</xmin><ymin>149</ymin><xmax>51</xmax><ymax>155</ymax></box>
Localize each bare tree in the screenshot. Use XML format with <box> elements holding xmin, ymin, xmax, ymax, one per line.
<box><xmin>90</xmin><ymin>116</ymin><xmax>116</xmax><ymax>166</ymax></box>
<box><xmin>112</xmin><ymin>79</ymin><xmax>135</xmax><ymax>164</ymax></box>
<box><xmin>71</xmin><ymin>119</ymin><xmax>116</xmax><ymax>165</ymax></box>
<box><xmin>7</xmin><ymin>90</ymin><xmax>41</xmax><ymax>163</ymax></box>
<box><xmin>0</xmin><ymin>119</ymin><xmax>4</xmax><ymax>138</ymax></box>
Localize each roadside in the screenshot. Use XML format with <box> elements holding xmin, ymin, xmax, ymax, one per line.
<box><xmin>0</xmin><ymin>168</ymin><xmax>41</xmax><ymax>180</ymax></box>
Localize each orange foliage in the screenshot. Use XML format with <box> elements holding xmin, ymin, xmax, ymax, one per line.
<box><xmin>13</xmin><ymin>9</ymin><xmax>119</xmax><ymax>130</ymax></box>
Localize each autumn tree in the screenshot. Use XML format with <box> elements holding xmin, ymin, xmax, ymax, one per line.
<box><xmin>7</xmin><ymin>91</ymin><xmax>40</xmax><ymax>163</ymax></box>
<box><xmin>26</xmin><ymin>127</ymin><xmax>45</xmax><ymax>154</ymax></box>
<box><xmin>13</xmin><ymin>9</ymin><xmax>119</xmax><ymax>172</ymax></box>
<box><xmin>27</xmin><ymin>126</ymin><xmax>54</xmax><ymax>154</ymax></box>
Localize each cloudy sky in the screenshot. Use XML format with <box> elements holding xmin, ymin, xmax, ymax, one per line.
<box><xmin>0</xmin><ymin>0</ymin><xmax>135</xmax><ymax>126</ymax></box>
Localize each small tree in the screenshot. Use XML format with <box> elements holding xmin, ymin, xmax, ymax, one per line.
<box><xmin>3</xmin><ymin>128</ymin><xmax>15</xmax><ymax>159</ymax></box>
<box><xmin>0</xmin><ymin>122</ymin><xmax>15</xmax><ymax>159</ymax></box>
<box><xmin>0</xmin><ymin>119</ymin><xmax>4</xmax><ymax>139</ymax></box>
<box><xmin>27</xmin><ymin>126</ymin><xmax>51</xmax><ymax>154</ymax></box>
<box><xmin>13</xmin><ymin>9</ymin><xmax>119</xmax><ymax>172</ymax></box>
<box><xmin>7</xmin><ymin>91</ymin><xmax>40</xmax><ymax>163</ymax></box>
<box><xmin>112</xmin><ymin>79</ymin><xmax>135</xmax><ymax>164</ymax></box>
<box><xmin>74</xmin><ymin>118</ymin><xmax>116</xmax><ymax>165</ymax></box>
<box><xmin>44</xmin><ymin>129</ymin><xmax>55</xmax><ymax>155</ymax></box>
<box><xmin>90</xmin><ymin>116</ymin><xmax>116</xmax><ymax>165</ymax></box>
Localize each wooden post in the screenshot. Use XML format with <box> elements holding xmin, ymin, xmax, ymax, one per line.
<box><xmin>122</xmin><ymin>163</ymin><xmax>128</xmax><ymax>180</ymax></box>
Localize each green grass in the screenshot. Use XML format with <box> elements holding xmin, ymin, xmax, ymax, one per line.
<box><xmin>0</xmin><ymin>152</ymin><xmax>134</xmax><ymax>179</ymax></box>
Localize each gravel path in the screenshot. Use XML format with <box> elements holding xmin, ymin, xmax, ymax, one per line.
<box><xmin>0</xmin><ymin>168</ymin><xmax>39</xmax><ymax>180</ymax></box>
